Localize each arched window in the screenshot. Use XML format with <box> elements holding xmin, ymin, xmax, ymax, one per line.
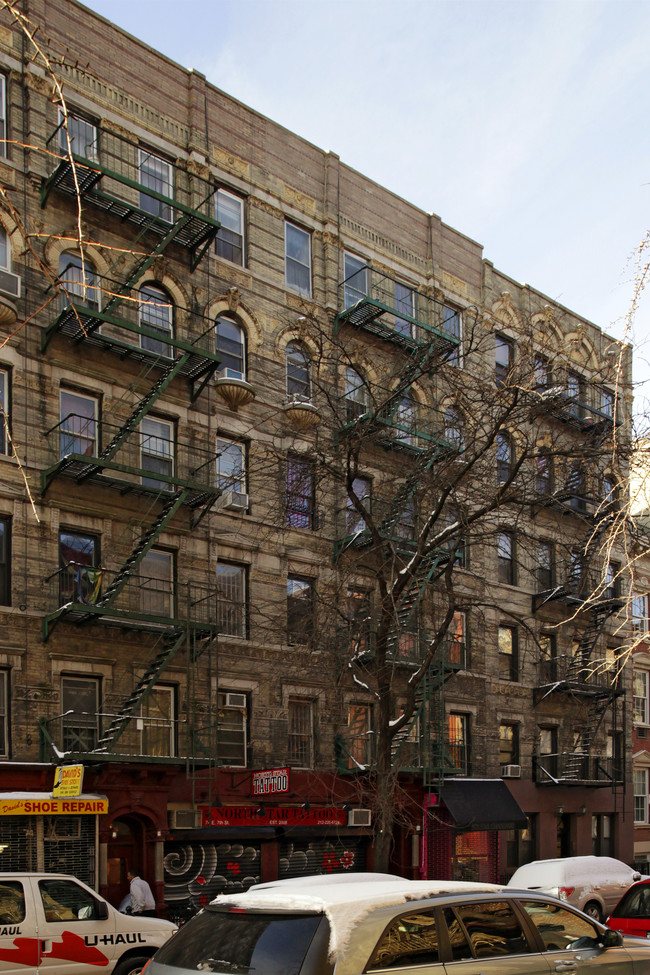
<box><xmin>58</xmin><ymin>251</ymin><xmax>97</xmax><ymax>309</ymax></box>
<box><xmin>444</xmin><ymin>406</ymin><xmax>465</xmax><ymax>452</ymax></box>
<box><xmin>286</xmin><ymin>340</ymin><xmax>311</xmax><ymax>401</ymax></box>
<box><xmin>345</xmin><ymin>367</ymin><xmax>369</xmax><ymax>422</ymax></box>
<box><xmin>496</xmin><ymin>431</ymin><xmax>513</xmax><ymax>484</ymax></box>
<box><xmin>139</xmin><ymin>284</ymin><xmax>172</xmax><ymax>357</ymax></box>
<box><xmin>215</xmin><ymin>316</ymin><xmax>246</xmax><ymax>381</ymax></box>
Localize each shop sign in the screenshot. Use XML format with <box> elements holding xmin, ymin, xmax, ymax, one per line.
<box><xmin>52</xmin><ymin>764</ymin><xmax>84</xmax><ymax>797</ymax></box>
<box><xmin>251</xmin><ymin>767</ymin><xmax>290</xmax><ymax>796</ymax></box>
<box><xmin>201</xmin><ymin>805</ymin><xmax>348</xmax><ymax>827</ymax></box>
<box><xmin>0</xmin><ymin>796</ymin><xmax>108</xmax><ymax>816</ymax></box>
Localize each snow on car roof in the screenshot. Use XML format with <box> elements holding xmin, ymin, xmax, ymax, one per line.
<box><xmin>215</xmin><ymin>878</ymin><xmax>506</xmax><ymax>959</ymax></box>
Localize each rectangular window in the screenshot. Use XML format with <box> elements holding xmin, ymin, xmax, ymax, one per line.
<box><xmin>443</xmin><ymin>304</ymin><xmax>462</xmax><ymax>365</ymax></box>
<box><xmin>216</xmin><ymin>437</ymin><xmax>246</xmax><ymax>494</ymax></box>
<box><xmin>495</xmin><ymin>334</ymin><xmax>513</xmax><ymax>386</ymax></box>
<box><xmin>286</xmin><ymin>456</ymin><xmax>316</xmax><ymax>530</ymax></box>
<box><xmin>138</xmin><ymin>148</ymin><xmax>173</xmax><ymax>221</ymax></box>
<box><xmin>215</xmin><ymin>189</ymin><xmax>244</xmax><ymax>265</ymax></box>
<box><xmin>634</xmin><ymin>670</ymin><xmax>649</xmax><ymax>724</ymax></box>
<box><xmin>534</xmin><ymin>354</ymin><xmax>552</xmax><ymax>389</ymax></box>
<box><xmin>394</xmin><ymin>281</ymin><xmax>415</xmax><ymax>337</ymax></box>
<box><xmin>601</xmin><ymin>387</ymin><xmax>615</xmax><ymax>419</ymax></box>
<box><xmin>0</xmin><ymin>669</ymin><xmax>8</xmax><ymax>757</ymax></box>
<box><xmin>537</xmin><ymin>540</ymin><xmax>555</xmax><ymax>590</ymax></box>
<box><xmin>448</xmin><ymin>611</ymin><xmax>467</xmax><ymax>668</ymax></box>
<box><xmin>538</xmin><ymin>726</ymin><xmax>558</xmax><ymax>779</ymax></box>
<box><xmin>346</xmin><ymin>476</ymin><xmax>370</xmax><ymax>536</ymax></box>
<box><xmin>60</xmin><ymin>389</ymin><xmax>97</xmax><ymax>458</ymax></box>
<box><xmin>0</xmin><ymin>75</ymin><xmax>6</xmax><ymax>157</ymax></box>
<box><xmin>634</xmin><ymin>768</ymin><xmax>649</xmax><ymax>824</ymax></box>
<box><xmin>498</xmin><ymin>625</ymin><xmax>518</xmax><ymax>681</ymax></box>
<box><xmin>140</xmin><ymin>416</ymin><xmax>173</xmax><ymax>490</ymax></box>
<box><xmin>567</xmin><ymin>371</ymin><xmax>584</xmax><ymax>418</ymax></box>
<box><xmin>287</xmin><ymin>576</ymin><xmax>314</xmax><ymax>645</ymax></box>
<box><xmin>0</xmin><ymin>517</ymin><xmax>9</xmax><ymax>606</ymax></box>
<box><xmin>285</xmin><ymin>221</ymin><xmax>311</xmax><ymax>297</ymax></box>
<box><xmin>539</xmin><ymin>633</ymin><xmax>557</xmax><ymax>682</ymax></box>
<box><xmin>0</xmin><ymin>367</ymin><xmax>9</xmax><ymax>456</ymax></box>
<box><xmin>216</xmin><ymin>562</ymin><xmax>247</xmax><ymax>638</ymax></box>
<box><xmin>343</xmin><ymin>253</ymin><xmax>368</xmax><ymax>309</ymax></box>
<box><xmin>58</xmin><ymin>111</ymin><xmax>97</xmax><ymax>161</ymax></box>
<box><xmin>604</xmin><ymin>562</ymin><xmax>619</xmax><ymax>600</ymax></box>
<box><xmin>61</xmin><ymin>676</ymin><xmax>99</xmax><ymax>753</ymax></box>
<box><xmin>288</xmin><ymin>698</ymin><xmax>314</xmax><ymax>767</ymax></box>
<box><xmin>217</xmin><ymin>691</ymin><xmax>247</xmax><ymax>767</ymax></box>
<box><xmin>139</xmin><ymin>286</ymin><xmax>172</xmax><ymax>357</ymax></box>
<box><xmin>499</xmin><ymin>722</ymin><xmax>519</xmax><ymax>767</ymax></box>
<box><xmin>140</xmin><ymin>548</ymin><xmax>174</xmax><ymax>618</ymax></box>
<box><xmin>633</xmin><ymin>594</ymin><xmax>648</xmax><ymax>634</ymax></box>
<box><xmin>497</xmin><ymin>531</ymin><xmax>515</xmax><ymax>585</ymax></box>
<box><xmin>448</xmin><ymin>713</ymin><xmax>469</xmax><ymax>774</ymax></box>
<box><xmin>346</xmin><ymin>588</ymin><xmax>371</xmax><ymax>654</ymax></box>
<box><xmin>347</xmin><ymin>702</ymin><xmax>373</xmax><ymax>768</ymax></box>
<box><xmin>140</xmin><ymin>685</ymin><xmax>175</xmax><ymax>757</ymax></box>
<box><xmin>58</xmin><ymin>530</ymin><xmax>99</xmax><ymax>606</ymax></box>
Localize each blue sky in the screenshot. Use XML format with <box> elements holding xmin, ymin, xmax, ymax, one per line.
<box><xmin>79</xmin><ymin>0</ymin><xmax>650</xmax><ymax>392</ymax></box>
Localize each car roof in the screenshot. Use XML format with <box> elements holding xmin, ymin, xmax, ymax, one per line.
<box><xmin>214</xmin><ymin>878</ymin><xmax>510</xmax><ymax>961</ymax></box>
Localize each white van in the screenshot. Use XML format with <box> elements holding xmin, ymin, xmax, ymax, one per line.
<box><xmin>508</xmin><ymin>856</ymin><xmax>644</xmax><ymax>921</ymax></box>
<box><xmin>0</xmin><ymin>872</ymin><xmax>177</xmax><ymax>974</ymax></box>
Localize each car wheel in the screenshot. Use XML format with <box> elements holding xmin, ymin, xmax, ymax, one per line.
<box><xmin>584</xmin><ymin>901</ymin><xmax>603</xmax><ymax>922</ymax></box>
<box><xmin>113</xmin><ymin>955</ymin><xmax>151</xmax><ymax>975</ymax></box>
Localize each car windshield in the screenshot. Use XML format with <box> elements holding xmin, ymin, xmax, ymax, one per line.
<box><xmin>152</xmin><ymin>908</ymin><xmax>326</xmax><ymax>975</ymax></box>
<box><xmin>610</xmin><ymin>886</ymin><xmax>650</xmax><ymax>919</ymax></box>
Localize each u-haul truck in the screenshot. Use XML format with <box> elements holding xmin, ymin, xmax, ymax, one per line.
<box><xmin>0</xmin><ymin>873</ymin><xmax>177</xmax><ymax>974</ymax></box>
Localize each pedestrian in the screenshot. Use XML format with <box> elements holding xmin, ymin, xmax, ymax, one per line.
<box><xmin>127</xmin><ymin>869</ymin><xmax>156</xmax><ymax>917</ymax></box>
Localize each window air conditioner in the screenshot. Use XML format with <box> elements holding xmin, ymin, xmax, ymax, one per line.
<box><xmin>224</xmin><ymin>692</ymin><xmax>247</xmax><ymax>709</ymax></box>
<box><xmin>348</xmin><ymin>808</ymin><xmax>372</xmax><ymax>827</ymax></box>
<box><xmin>0</xmin><ymin>268</ymin><xmax>21</xmax><ymax>299</ymax></box>
<box><xmin>168</xmin><ymin>809</ymin><xmax>202</xmax><ymax>829</ymax></box>
<box><xmin>216</xmin><ymin>490</ymin><xmax>249</xmax><ymax>512</ymax></box>
<box><xmin>501</xmin><ymin>764</ymin><xmax>521</xmax><ymax>778</ymax></box>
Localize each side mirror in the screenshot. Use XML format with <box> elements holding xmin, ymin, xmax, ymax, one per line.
<box><xmin>95</xmin><ymin>900</ymin><xmax>109</xmax><ymax>920</ymax></box>
<box><xmin>601</xmin><ymin>929</ymin><xmax>623</xmax><ymax>949</ymax></box>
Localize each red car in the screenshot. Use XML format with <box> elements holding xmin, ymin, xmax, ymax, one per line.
<box><xmin>607</xmin><ymin>880</ymin><xmax>650</xmax><ymax>938</ymax></box>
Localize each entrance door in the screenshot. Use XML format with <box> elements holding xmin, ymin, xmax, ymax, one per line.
<box><xmin>106</xmin><ymin>818</ymin><xmax>138</xmax><ymax>909</ymax></box>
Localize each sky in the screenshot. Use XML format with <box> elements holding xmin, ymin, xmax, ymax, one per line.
<box><xmin>79</xmin><ymin>0</ymin><xmax>650</xmax><ymax>398</ymax></box>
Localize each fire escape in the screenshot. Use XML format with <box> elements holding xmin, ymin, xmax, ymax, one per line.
<box><xmin>333</xmin><ymin>265</ymin><xmax>464</xmax><ymax>782</ymax></box>
<box><xmin>38</xmin><ymin>120</ymin><xmax>222</xmax><ymax>758</ymax></box>
<box><xmin>531</xmin><ymin>376</ymin><xmax>624</xmax><ymax>787</ymax></box>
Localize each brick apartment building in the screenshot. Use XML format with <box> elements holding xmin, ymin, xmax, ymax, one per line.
<box><xmin>0</xmin><ymin>0</ymin><xmax>635</xmax><ymax>916</ymax></box>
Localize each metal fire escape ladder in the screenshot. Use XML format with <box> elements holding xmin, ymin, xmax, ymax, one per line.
<box><xmin>95</xmin><ymin>627</ymin><xmax>187</xmax><ymax>752</ymax></box>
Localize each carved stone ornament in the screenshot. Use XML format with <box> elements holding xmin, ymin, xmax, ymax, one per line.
<box><xmin>0</xmin><ymin>295</ymin><xmax>17</xmax><ymax>326</ymax></box>
<box><xmin>284</xmin><ymin>400</ymin><xmax>320</xmax><ymax>430</ymax></box>
<box><xmin>227</xmin><ymin>287</ymin><xmax>241</xmax><ymax>312</ymax></box>
<box><xmin>214</xmin><ymin>376</ymin><xmax>256</xmax><ymax>410</ymax></box>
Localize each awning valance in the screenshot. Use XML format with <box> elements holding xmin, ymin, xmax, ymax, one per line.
<box><xmin>438</xmin><ymin>779</ymin><xmax>527</xmax><ymax>831</ymax></box>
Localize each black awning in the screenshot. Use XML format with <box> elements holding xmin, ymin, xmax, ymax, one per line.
<box><xmin>438</xmin><ymin>779</ymin><xmax>528</xmax><ymax>831</ymax></box>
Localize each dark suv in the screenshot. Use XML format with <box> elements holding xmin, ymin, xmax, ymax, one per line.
<box><xmin>147</xmin><ymin>875</ymin><xmax>650</xmax><ymax>975</ymax></box>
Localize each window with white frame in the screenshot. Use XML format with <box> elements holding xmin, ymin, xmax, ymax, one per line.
<box><xmin>634</xmin><ymin>768</ymin><xmax>649</xmax><ymax>824</ymax></box>
<box><xmin>394</xmin><ymin>281</ymin><xmax>415</xmax><ymax>337</ymax></box>
<box><xmin>0</xmin><ymin>75</ymin><xmax>6</xmax><ymax>156</ymax></box>
<box><xmin>285</xmin><ymin>221</ymin><xmax>311</xmax><ymax>296</ymax></box>
<box><xmin>138</xmin><ymin>148</ymin><xmax>173</xmax><ymax>221</ymax></box>
<box><xmin>0</xmin><ymin>517</ymin><xmax>9</xmax><ymax>607</ymax></box>
<box><xmin>632</xmin><ymin>594</ymin><xmax>648</xmax><ymax>634</ymax></box>
<box><xmin>216</xmin><ymin>562</ymin><xmax>247</xmax><ymax>638</ymax></box>
<box><xmin>140</xmin><ymin>416</ymin><xmax>173</xmax><ymax>490</ymax></box>
<box><xmin>215</xmin><ymin>316</ymin><xmax>246</xmax><ymax>380</ymax></box>
<box><xmin>215</xmin><ymin>189</ymin><xmax>244</xmax><ymax>265</ymax></box>
<box><xmin>345</xmin><ymin>367</ymin><xmax>369</xmax><ymax>422</ymax></box>
<box><xmin>346</xmin><ymin>476</ymin><xmax>370</xmax><ymax>536</ymax></box>
<box><xmin>216</xmin><ymin>437</ymin><xmax>246</xmax><ymax>494</ymax></box>
<box><xmin>139</xmin><ymin>684</ymin><xmax>175</xmax><ymax>757</ymax></box>
<box><xmin>60</xmin><ymin>390</ymin><xmax>97</xmax><ymax>459</ymax></box>
<box><xmin>58</xmin><ymin>111</ymin><xmax>97</xmax><ymax>160</ymax></box>
<box><xmin>0</xmin><ymin>228</ymin><xmax>8</xmax><ymax>270</ymax></box>
<box><xmin>0</xmin><ymin>669</ymin><xmax>7</xmax><ymax>756</ymax></box>
<box><xmin>288</xmin><ymin>698</ymin><xmax>314</xmax><ymax>767</ymax></box>
<box><xmin>59</xmin><ymin>530</ymin><xmax>99</xmax><ymax>606</ymax></box>
<box><xmin>0</xmin><ymin>367</ymin><xmax>9</xmax><ymax>455</ymax></box>
<box><xmin>343</xmin><ymin>253</ymin><xmax>368</xmax><ymax>309</ymax></box>
<box><xmin>139</xmin><ymin>285</ymin><xmax>172</xmax><ymax>357</ymax></box>
<box><xmin>140</xmin><ymin>548</ymin><xmax>174</xmax><ymax>619</ymax></box>
<box><xmin>444</xmin><ymin>304</ymin><xmax>462</xmax><ymax>365</ymax></box>
<box><xmin>495</xmin><ymin>334</ymin><xmax>513</xmax><ymax>386</ymax></box>
<box><xmin>634</xmin><ymin>669</ymin><xmax>649</xmax><ymax>724</ymax></box>
<box><xmin>61</xmin><ymin>676</ymin><xmax>99</xmax><ymax>753</ymax></box>
<box><xmin>286</xmin><ymin>341</ymin><xmax>311</xmax><ymax>401</ymax></box>
<box><xmin>217</xmin><ymin>691</ymin><xmax>248</xmax><ymax>766</ymax></box>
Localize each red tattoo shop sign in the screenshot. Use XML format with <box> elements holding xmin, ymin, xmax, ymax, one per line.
<box><xmin>200</xmin><ymin>805</ymin><xmax>348</xmax><ymax>827</ymax></box>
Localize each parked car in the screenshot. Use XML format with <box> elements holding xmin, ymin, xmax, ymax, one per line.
<box><xmin>0</xmin><ymin>872</ymin><xmax>177</xmax><ymax>975</ymax></box>
<box><xmin>607</xmin><ymin>879</ymin><xmax>650</xmax><ymax>938</ymax></box>
<box><xmin>507</xmin><ymin>856</ymin><xmax>644</xmax><ymax>921</ymax></box>
<box><xmin>146</xmin><ymin>873</ymin><xmax>650</xmax><ymax>975</ymax></box>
